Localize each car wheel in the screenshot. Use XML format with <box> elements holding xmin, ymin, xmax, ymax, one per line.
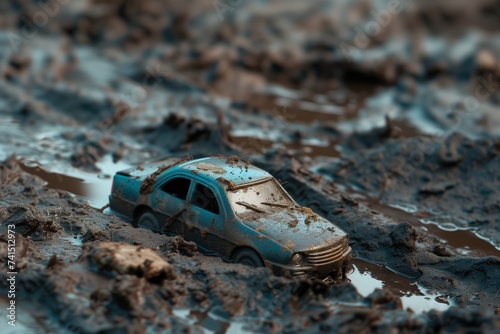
<box><xmin>233</xmin><ymin>248</ymin><xmax>264</xmax><ymax>267</ymax></box>
<box><xmin>138</xmin><ymin>210</ymin><xmax>162</xmax><ymax>233</ymax></box>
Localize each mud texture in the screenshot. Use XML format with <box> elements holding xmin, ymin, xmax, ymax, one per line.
<box><xmin>1</xmin><ymin>0</ymin><xmax>500</xmax><ymax>333</ymax></box>
<box><xmin>1</xmin><ymin>158</ymin><xmax>499</xmax><ymax>332</ymax></box>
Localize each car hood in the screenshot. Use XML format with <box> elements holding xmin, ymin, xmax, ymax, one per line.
<box><xmin>241</xmin><ymin>206</ymin><xmax>347</xmax><ymax>251</ymax></box>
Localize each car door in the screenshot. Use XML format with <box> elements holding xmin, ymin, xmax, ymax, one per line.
<box><xmin>151</xmin><ymin>176</ymin><xmax>192</xmax><ymax>235</ymax></box>
<box><xmin>184</xmin><ymin>182</ymin><xmax>226</xmax><ymax>255</ymax></box>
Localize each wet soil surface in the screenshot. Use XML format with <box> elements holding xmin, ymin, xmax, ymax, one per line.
<box><xmin>1</xmin><ymin>0</ymin><xmax>500</xmax><ymax>332</ymax></box>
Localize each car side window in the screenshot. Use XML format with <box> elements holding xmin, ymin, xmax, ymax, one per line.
<box><xmin>192</xmin><ymin>184</ymin><xmax>219</xmax><ymax>215</ymax></box>
<box><xmin>161</xmin><ymin>177</ymin><xmax>191</xmax><ymax>200</ymax></box>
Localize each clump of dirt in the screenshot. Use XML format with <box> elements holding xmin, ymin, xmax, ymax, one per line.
<box><xmin>390</xmin><ymin>222</ymin><xmax>417</xmax><ymax>253</ymax></box>
<box><xmin>165</xmin><ymin>235</ymin><xmax>198</xmax><ymax>257</ymax></box>
<box><xmin>216</xmin><ymin>177</ymin><xmax>237</xmax><ymax>191</ymax></box>
<box><xmin>70</xmin><ymin>139</ymin><xmax>109</xmax><ymax>172</ymax></box>
<box><xmin>224</xmin><ymin>155</ymin><xmax>251</xmax><ymax>168</ymax></box>
<box><xmin>1</xmin><ymin>205</ymin><xmax>62</xmax><ymax>240</ymax></box>
<box><xmin>291</xmin><ymin>206</ymin><xmax>315</xmax><ymax>215</ymax></box>
<box><xmin>141</xmin><ymin>114</ymin><xmax>233</xmax><ymax>155</ymax></box>
<box><xmin>82</xmin><ymin>241</ymin><xmax>176</xmax><ymax>281</ymax></box>
<box><xmin>195</xmin><ymin>162</ymin><xmax>226</xmax><ymax>174</ymax></box>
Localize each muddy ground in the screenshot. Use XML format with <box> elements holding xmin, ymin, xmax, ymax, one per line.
<box><xmin>1</xmin><ymin>0</ymin><xmax>500</xmax><ymax>333</ymax></box>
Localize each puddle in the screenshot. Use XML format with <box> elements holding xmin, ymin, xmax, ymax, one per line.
<box><xmin>228</xmin><ymin>135</ymin><xmax>341</xmax><ymax>158</ymax></box>
<box><xmin>227</xmin><ymin>83</ymin><xmax>372</xmax><ymax>158</ymax></box>
<box><xmin>329</xmin><ymin>181</ymin><xmax>500</xmax><ymax>258</ymax></box>
<box><xmin>348</xmin><ymin>259</ymin><xmax>452</xmax><ymax>313</ymax></box>
<box><xmin>317</xmin><ymin>178</ymin><xmax>499</xmax><ymax>313</ymax></box>
<box><xmin>172</xmin><ymin>308</ymin><xmax>254</xmax><ymax>334</ymax></box>
<box><xmin>230</xmin><ymin>83</ymin><xmax>426</xmax><ymax>158</ymax></box>
<box><xmin>61</xmin><ymin>234</ymin><xmax>84</xmax><ymax>246</ymax></box>
<box><xmin>248</xmin><ymin>84</ymin><xmax>378</xmax><ymax>124</ymax></box>
<box><xmin>18</xmin><ymin>155</ymin><xmax>132</xmax><ymax>209</ymax></box>
<box><xmin>366</xmin><ymin>199</ymin><xmax>500</xmax><ymax>257</ymax></box>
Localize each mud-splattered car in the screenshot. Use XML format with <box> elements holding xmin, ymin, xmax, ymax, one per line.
<box><xmin>109</xmin><ymin>156</ymin><xmax>352</xmax><ymax>280</ymax></box>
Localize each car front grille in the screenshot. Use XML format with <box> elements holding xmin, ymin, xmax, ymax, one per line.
<box><xmin>292</xmin><ymin>270</ymin><xmax>307</xmax><ymax>277</ymax></box>
<box><xmin>307</xmin><ymin>240</ymin><xmax>346</xmax><ymax>266</ymax></box>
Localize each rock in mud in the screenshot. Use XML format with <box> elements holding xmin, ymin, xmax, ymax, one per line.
<box><xmin>81</xmin><ymin>241</ymin><xmax>176</xmax><ymax>281</ymax></box>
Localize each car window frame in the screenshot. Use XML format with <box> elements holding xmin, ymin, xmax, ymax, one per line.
<box><xmin>159</xmin><ymin>176</ymin><xmax>192</xmax><ymax>200</ymax></box>
<box><xmin>190</xmin><ymin>181</ymin><xmax>221</xmax><ymax>215</ymax></box>
<box><xmin>156</xmin><ymin>172</ymin><xmax>195</xmax><ymax>202</ymax></box>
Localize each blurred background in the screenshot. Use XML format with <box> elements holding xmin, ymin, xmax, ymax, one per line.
<box><xmin>1</xmin><ymin>0</ymin><xmax>500</xmax><ymax>207</ymax></box>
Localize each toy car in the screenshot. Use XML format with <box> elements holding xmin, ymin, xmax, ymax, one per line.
<box><xmin>109</xmin><ymin>156</ymin><xmax>352</xmax><ymax>281</ymax></box>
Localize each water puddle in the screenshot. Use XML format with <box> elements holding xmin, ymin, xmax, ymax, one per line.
<box><xmin>248</xmin><ymin>84</ymin><xmax>377</xmax><ymax>124</ymax></box>
<box><xmin>228</xmin><ymin>135</ymin><xmax>341</xmax><ymax>158</ymax></box>
<box><xmin>229</xmin><ymin>83</ymin><xmax>426</xmax><ymax>159</ymax></box>
<box><xmin>61</xmin><ymin>234</ymin><xmax>84</xmax><ymax>246</ymax></box>
<box><xmin>172</xmin><ymin>308</ymin><xmax>254</xmax><ymax>334</ymax></box>
<box><xmin>224</xmin><ymin>83</ymin><xmax>374</xmax><ymax>158</ymax></box>
<box><xmin>366</xmin><ymin>199</ymin><xmax>500</xmax><ymax>257</ymax></box>
<box><xmin>348</xmin><ymin>259</ymin><xmax>452</xmax><ymax>313</ymax></box>
<box><xmin>331</xmin><ymin>183</ymin><xmax>500</xmax><ymax>258</ymax></box>
<box><xmin>18</xmin><ymin>155</ymin><xmax>132</xmax><ymax>210</ymax></box>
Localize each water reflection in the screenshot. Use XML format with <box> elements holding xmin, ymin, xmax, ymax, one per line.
<box><xmin>19</xmin><ymin>155</ymin><xmax>132</xmax><ymax>209</ymax></box>
<box><xmin>348</xmin><ymin>259</ymin><xmax>452</xmax><ymax>313</ymax></box>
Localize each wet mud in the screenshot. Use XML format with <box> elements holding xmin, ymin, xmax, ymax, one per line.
<box><xmin>1</xmin><ymin>0</ymin><xmax>500</xmax><ymax>332</ymax></box>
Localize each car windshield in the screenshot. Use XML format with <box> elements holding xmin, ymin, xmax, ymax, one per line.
<box><xmin>227</xmin><ymin>178</ymin><xmax>294</xmax><ymax>217</ymax></box>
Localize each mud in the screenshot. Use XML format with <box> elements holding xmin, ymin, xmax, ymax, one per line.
<box><xmin>1</xmin><ymin>0</ymin><xmax>500</xmax><ymax>332</ymax></box>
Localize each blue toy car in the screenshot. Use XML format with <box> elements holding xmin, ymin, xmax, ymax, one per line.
<box><xmin>109</xmin><ymin>156</ymin><xmax>352</xmax><ymax>281</ymax></box>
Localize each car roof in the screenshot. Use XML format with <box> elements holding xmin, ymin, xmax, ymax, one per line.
<box><xmin>175</xmin><ymin>156</ymin><xmax>272</xmax><ymax>186</ymax></box>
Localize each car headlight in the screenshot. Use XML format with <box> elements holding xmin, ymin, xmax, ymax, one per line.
<box><xmin>291</xmin><ymin>253</ymin><xmax>304</xmax><ymax>266</ymax></box>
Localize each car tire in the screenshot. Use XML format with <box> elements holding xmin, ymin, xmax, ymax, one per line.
<box><xmin>137</xmin><ymin>210</ymin><xmax>162</xmax><ymax>233</ymax></box>
<box><xmin>233</xmin><ymin>248</ymin><xmax>264</xmax><ymax>267</ymax></box>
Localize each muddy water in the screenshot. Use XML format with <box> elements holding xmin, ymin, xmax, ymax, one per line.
<box><xmin>225</xmin><ymin>84</ymin><xmax>382</xmax><ymax>159</ymax></box>
<box><xmin>333</xmin><ymin>183</ymin><xmax>500</xmax><ymax>258</ymax></box>
<box><xmin>248</xmin><ymin>84</ymin><xmax>378</xmax><ymax>124</ymax></box>
<box><xmin>233</xmin><ymin>84</ymin><xmax>427</xmax><ymax>159</ymax></box>
<box><xmin>172</xmin><ymin>309</ymin><xmax>255</xmax><ymax>334</ymax></box>
<box><xmin>228</xmin><ymin>135</ymin><xmax>341</xmax><ymax>158</ymax></box>
<box><xmin>378</xmin><ymin>202</ymin><xmax>500</xmax><ymax>256</ymax></box>
<box><xmin>347</xmin><ymin>259</ymin><xmax>451</xmax><ymax>313</ymax></box>
<box><xmin>18</xmin><ymin>156</ymin><xmax>131</xmax><ymax>210</ymax></box>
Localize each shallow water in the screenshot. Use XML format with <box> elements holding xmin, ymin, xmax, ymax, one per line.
<box><xmin>19</xmin><ymin>155</ymin><xmax>132</xmax><ymax>210</ymax></box>
<box><xmin>331</xmin><ymin>182</ymin><xmax>500</xmax><ymax>258</ymax></box>
<box><xmin>348</xmin><ymin>259</ymin><xmax>452</xmax><ymax>313</ymax></box>
<box><xmin>60</xmin><ymin>234</ymin><xmax>84</xmax><ymax>246</ymax></box>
